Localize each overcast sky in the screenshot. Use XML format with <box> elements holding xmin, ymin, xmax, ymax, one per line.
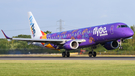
<box><xmin>0</xmin><ymin>0</ymin><xmax>135</xmax><ymax>38</ymax></box>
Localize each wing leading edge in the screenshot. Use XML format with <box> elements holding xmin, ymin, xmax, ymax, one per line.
<box><xmin>1</xmin><ymin>30</ymin><xmax>86</xmax><ymax>45</ymax></box>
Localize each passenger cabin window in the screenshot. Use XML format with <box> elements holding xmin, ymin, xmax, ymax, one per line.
<box><xmin>117</xmin><ymin>25</ymin><xmax>128</xmax><ymax>28</ymax></box>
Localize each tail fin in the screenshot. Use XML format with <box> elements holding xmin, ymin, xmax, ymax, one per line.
<box><xmin>28</xmin><ymin>12</ymin><xmax>42</xmax><ymax>38</ymax></box>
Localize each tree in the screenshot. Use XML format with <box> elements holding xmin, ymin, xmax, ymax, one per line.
<box><xmin>130</xmin><ymin>25</ymin><xmax>135</xmax><ymax>32</ymax></box>
<box><xmin>44</xmin><ymin>30</ymin><xmax>51</xmax><ymax>34</ymax></box>
<box><xmin>13</xmin><ymin>34</ymin><xmax>31</xmax><ymax>38</ymax></box>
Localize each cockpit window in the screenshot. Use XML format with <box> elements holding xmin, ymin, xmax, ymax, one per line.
<box><xmin>117</xmin><ymin>25</ymin><xmax>129</xmax><ymax>28</ymax></box>
<box><xmin>117</xmin><ymin>25</ymin><xmax>121</xmax><ymax>28</ymax></box>
<box><xmin>121</xmin><ymin>25</ymin><xmax>128</xmax><ymax>27</ymax></box>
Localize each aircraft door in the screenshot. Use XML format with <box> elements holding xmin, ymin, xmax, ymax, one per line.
<box><xmin>110</xmin><ymin>25</ymin><xmax>114</xmax><ymax>35</ymax></box>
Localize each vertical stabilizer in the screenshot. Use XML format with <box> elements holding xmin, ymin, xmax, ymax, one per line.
<box><xmin>28</xmin><ymin>12</ymin><xmax>42</xmax><ymax>38</ymax></box>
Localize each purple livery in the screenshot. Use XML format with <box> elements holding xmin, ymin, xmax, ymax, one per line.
<box><xmin>1</xmin><ymin>12</ymin><xmax>134</xmax><ymax>57</ymax></box>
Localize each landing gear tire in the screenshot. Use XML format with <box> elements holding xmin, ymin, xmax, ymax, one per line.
<box><xmin>93</xmin><ymin>52</ymin><xmax>96</xmax><ymax>57</ymax></box>
<box><xmin>119</xmin><ymin>46</ymin><xmax>123</xmax><ymax>50</ymax></box>
<box><xmin>88</xmin><ymin>52</ymin><xmax>92</xmax><ymax>57</ymax></box>
<box><xmin>62</xmin><ymin>52</ymin><xmax>66</xmax><ymax>57</ymax></box>
<box><xmin>88</xmin><ymin>51</ymin><xmax>97</xmax><ymax>57</ymax></box>
<box><xmin>62</xmin><ymin>51</ymin><xmax>70</xmax><ymax>57</ymax></box>
<box><xmin>67</xmin><ymin>52</ymin><xmax>70</xmax><ymax>57</ymax></box>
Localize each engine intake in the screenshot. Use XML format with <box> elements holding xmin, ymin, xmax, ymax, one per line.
<box><xmin>104</xmin><ymin>41</ymin><xmax>119</xmax><ymax>50</ymax></box>
<box><xmin>63</xmin><ymin>40</ymin><xmax>79</xmax><ymax>50</ymax></box>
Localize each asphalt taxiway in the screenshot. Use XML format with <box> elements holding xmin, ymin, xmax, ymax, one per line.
<box><xmin>0</xmin><ymin>56</ymin><xmax>135</xmax><ymax>60</ymax></box>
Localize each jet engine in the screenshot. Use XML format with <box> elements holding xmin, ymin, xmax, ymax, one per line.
<box><xmin>103</xmin><ymin>41</ymin><xmax>119</xmax><ymax>50</ymax></box>
<box><xmin>63</xmin><ymin>40</ymin><xmax>79</xmax><ymax>50</ymax></box>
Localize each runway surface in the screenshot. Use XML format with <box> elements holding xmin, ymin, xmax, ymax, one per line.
<box><xmin>0</xmin><ymin>56</ymin><xmax>135</xmax><ymax>60</ymax></box>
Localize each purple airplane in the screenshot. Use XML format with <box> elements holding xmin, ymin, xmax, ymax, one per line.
<box><xmin>1</xmin><ymin>12</ymin><xmax>134</xmax><ymax>57</ymax></box>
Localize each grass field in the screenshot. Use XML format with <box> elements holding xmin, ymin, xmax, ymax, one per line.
<box><xmin>0</xmin><ymin>60</ymin><xmax>135</xmax><ymax>76</ymax></box>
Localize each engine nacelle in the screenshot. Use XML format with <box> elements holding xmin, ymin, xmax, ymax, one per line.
<box><xmin>104</xmin><ymin>41</ymin><xmax>119</xmax><ymax>50</ymax></box>
<box><xmin>63</xmin><ymin>40</ymin><xmax>79</xmax><ymax>50</ymax></box>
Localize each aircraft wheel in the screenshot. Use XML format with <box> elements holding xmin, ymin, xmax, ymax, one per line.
<box><xmin>88</xmin><ymin>52</ymin><xmax>92</xmax><ymax>57</ymax></box>
<box><xmin>67</xmin><ymin>52</ymin><xmax>70</xmax><ymax>57</ymax></box>
<box><xmin>93</xmin><ymin>52</ymin><xmax>96</xmax><ymax>57</ymax></box>
<box><xmin>119</xmin><ymin>46</ymin><xmax>123</xmax><ymax>50</ymax></box>
<box><xmin>62</xmin><ymin>52</ymin><xmax>66</xmax><ymax>57</ymax></box>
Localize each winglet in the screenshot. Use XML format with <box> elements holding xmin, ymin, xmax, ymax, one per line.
<box><xmin>1</xmin><ymin>30</ymin><xmax>11</xmax><ymax>39</ymax></box>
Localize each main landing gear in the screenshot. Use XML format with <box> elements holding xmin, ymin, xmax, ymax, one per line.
<box><xmin>88</xmin><ymin>47</ymin><xmax>97</xmax><ymax>57</ymax></box>
<box><xmin>62</xmin><ymin>51</ymin><xmax>70</xmax><ymax>57</ymax></box>
<box><xmin>88</xmin><ymin>51</ymin><xmax>96</xmax><ymax>57</ymax></box>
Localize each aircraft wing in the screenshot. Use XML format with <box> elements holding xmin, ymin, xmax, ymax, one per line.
<box><xmin>11</xmin><ymin>38</ymin><xmax>85</xmax><ymax>44</ymax></box>
<box><xmin>1</xmin><ymin>30</ymin><xmax>86</xmax><ymax>44</ymax></box>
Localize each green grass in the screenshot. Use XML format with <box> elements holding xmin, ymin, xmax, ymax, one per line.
<box><xmin>0</xmin><ymin>60</ymin><xmax>135</xmax><ymax>76</ymax></box>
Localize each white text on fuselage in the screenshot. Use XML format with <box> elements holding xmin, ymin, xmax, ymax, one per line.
<box><xmin>93</xmin><ymin>27</ymin><xmax>108</xmax><ymax>36</ymax></box>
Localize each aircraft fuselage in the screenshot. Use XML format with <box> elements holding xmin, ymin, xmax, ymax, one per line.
<box><xmin>40</xmin><ymin>22</ymin><xmax>134</xmax><ymax>49</ymax></box>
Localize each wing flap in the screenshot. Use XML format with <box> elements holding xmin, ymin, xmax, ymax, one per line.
<box><xmin>12</xmin><ymin>38</ymin><xmax>64</xmax><ymax>44</ymax></box>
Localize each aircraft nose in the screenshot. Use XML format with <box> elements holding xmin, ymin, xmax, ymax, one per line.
<box><xmin>126</xmin><ymin>29</ymin><xmax>134</xmax><ymax>37</ymax></box>
<box><xmin>129</xmin><ymin>31</ymin><xmax>134</xmax><ymax>36</ymax></box>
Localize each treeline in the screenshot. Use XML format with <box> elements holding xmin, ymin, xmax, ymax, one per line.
<box><xmin>0</xmin><ymin>38</ymin><xmax>60</xmax><ymax>54</ymax></box>
<box><xmin>0</xmin><ymin>26</ymin><xmax>135</xmax><ymax>54</ymax></box>
<box><xmin>0</xmin><ymin>31</ymin><xmax>58</xmax><ymax>54</ymax></box>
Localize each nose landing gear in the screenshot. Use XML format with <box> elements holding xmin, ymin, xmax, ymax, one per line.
<box><xmin>118</xmin><ymin>39</ymin><xmax>123</xmax><ymax>50</ymax></box>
